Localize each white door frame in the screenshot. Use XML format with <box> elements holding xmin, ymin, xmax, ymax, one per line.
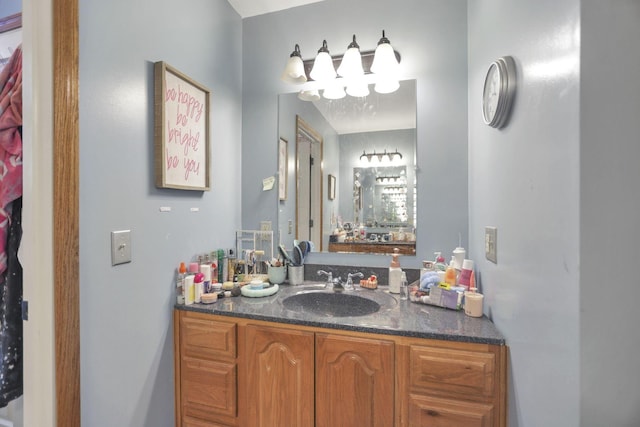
<box><xmin>22</xmin><ymin>0</ymin><xmax>56</xmax><ymax>425</ymax></box>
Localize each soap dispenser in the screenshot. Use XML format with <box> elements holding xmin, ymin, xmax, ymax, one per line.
<box><xmin>388</xmin><ymin>248</ymin><xmax>402</xmax><ymax>294</ymax></box>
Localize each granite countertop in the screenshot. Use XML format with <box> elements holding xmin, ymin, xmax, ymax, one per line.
<box><xmin>176</xmin><ymin>282</ymin><xmax>505</xmax><ymax>345</ymax></box>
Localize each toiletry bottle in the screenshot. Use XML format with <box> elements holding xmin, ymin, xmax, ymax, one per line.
<box><xmin>194</xmin><ymin>273</ymin><xmax>204</xmax><ymax>303</ymax></box>
<box><xmin>176</xmin><ymin>262</ymin><xmax>186</xmax><ymax>304</ymax></box>
<box><xmin>444</xmin><ymin>262</ymin><xmax>457</xmax><ymax>286</ymax></box>
<box><xmin>434</xmin><ymin>252</ymin><xmax>446</xmax><ymax>271</ymax></box>
<box><xmin>184</xmin><ymin>273</ymin><xmax>195</xmax><ymax>305</ymax></box>
<box><xmin>458</xmin><ymin>259</ymin><xmax>474</xmax><ymax>290</ymax></box>
<box><xmin>399</xmin><ymin>271</ymin><xmax>408</xmax><ymax>300</ymax></box>
<box><xmin>389</xmin><ymin>248</ymin><xmax>402</xmax><ymax>293</ymax></box>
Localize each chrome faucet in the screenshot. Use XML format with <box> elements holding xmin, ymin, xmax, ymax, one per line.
<box><xmin>317</xmin><ymin>270</ymin><xmax>333</xmax><ymax>289</ymax></box>
<box><xmin>346</xmin><ymin>272</ymin><xmax>364</xmax><ymax>290</ymax></box>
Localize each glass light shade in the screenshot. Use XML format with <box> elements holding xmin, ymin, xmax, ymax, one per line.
<box><xmin>281</xmin><ymin>55</ymin><xmax>307</xmax><ymax>84</ymax></box>
<box><xmin>337</xmin><ymin>47</ymin><xmax>364</xmax><ymax>78</ymax></box>
<box><xmin>371</xmin><ymin>42</ymin><xmax>399</xmax><ymax>76</ymax></box>
<box><xmin>298</xmin><ymin>89</ymin><xmax>320</xmax><ymax>102</ymax></box>
<box><xmin>310</xmin><ymin>51</ymin><xmax>336</xmax><ymax>82</ymax></box>
<box><xmin>374</xmin><ymin>77</ymin><xmax>400</xmax><ymax>94</ymax></box>
<box><xmin>346</xmin><ymin>81</ymin><xmax>370</xmax><ymax>97</ymax></box>
<box><xmin>323</xmin><ymin>82</ymin><xmax>346</xmax><ymax>100</ymax></box>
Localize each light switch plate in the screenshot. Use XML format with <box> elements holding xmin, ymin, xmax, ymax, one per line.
<box><xmin>111</xmin><ymin>230</ymin><xmax>132</xmax><ymax>266</ymax></box>
<box><xmin>485</xmin><ymin>226</ymin><xmax>497</xmax><ymax>264</ymax></box>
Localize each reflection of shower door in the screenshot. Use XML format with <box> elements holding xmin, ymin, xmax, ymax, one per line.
<box><xmin>296</xmin><ymin>116</ymin><xmax>323</xmax><ymax>250</ymax></box>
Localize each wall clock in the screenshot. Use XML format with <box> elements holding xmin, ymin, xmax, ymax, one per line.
<box><xmin>482</xmin><ymin>56</ymin><xmax>516</xmax><ymax>129</ymax></box>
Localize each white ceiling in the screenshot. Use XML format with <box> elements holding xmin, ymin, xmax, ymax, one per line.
<box><xmin>310</xmin><ymin>80</ymin><xmax>417</xmax><ymax>134</ymax></box>
<box><xmin>227</xmin><ymin>0</ymin><xmax>325</xmax><ymax>18</ymax></box>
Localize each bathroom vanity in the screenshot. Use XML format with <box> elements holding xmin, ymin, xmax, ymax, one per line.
<box><xmin>174</xmin><ymin>284</ymin><xmax>507</xmax><ymax>427</ymax></box>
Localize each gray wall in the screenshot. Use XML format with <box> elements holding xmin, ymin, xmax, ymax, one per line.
<box><xmin>79</xmin><ymin>0</ymin><xmax>242</xmax><ymax>425</ymax></box>
<box><xmin>468</xmin><ymin>0</ymin><xmax>580</xmax><ymax>425</ymax></box>
<box><xmin>581</xmin><ymin>1</ymin><xmax>640</xmax><ymax>426</ymax></box>
<box><xmin>242</xmin><ymin>0</ymin><xmax>469</xmax><ymax>269</ymax></box>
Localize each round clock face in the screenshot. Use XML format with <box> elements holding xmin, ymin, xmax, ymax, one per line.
<box><xmin>482</xmin><ymin>63</ymin><xmax>501</xmax><ymax>124</ymax></box>
<box><xmin>482</xmin><ymin>56</ymin><xmax>516</xmax><ymax>129</ymax></box>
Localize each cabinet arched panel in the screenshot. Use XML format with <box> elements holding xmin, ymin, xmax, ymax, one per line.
<box><xmin>316</xmin><ymin>333</ymin><xmax>394</xmax><ymax>427</ymax></box>
<box><xmin>245</xmin><ymin>324</ymin><xmax>315</xmax><ymax>427</ymax></box>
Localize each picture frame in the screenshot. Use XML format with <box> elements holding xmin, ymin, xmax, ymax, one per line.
<box><xmin>278</xmin><ymin>137</ymin><xmax>288</xmax><ymax>200</ymax></box>
<box><xmin>154</xmin><ymin>61</ymin><xmax>211</xmax><ymax>191</ymax></box>
<box><xmin>328</xmin><ymin>174</ymin><xmax>336</xmax><ymax>200</ymax></box>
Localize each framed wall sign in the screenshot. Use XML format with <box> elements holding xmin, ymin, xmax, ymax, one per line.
<box><xmin>154</xmin><ymin>61</ymin><xmax>210</xmax><ymax>190</ymax></box>
<box><xmin>278</xmin><ymin>137</ymin><xmax>288</xmax><ymax>201</ymax></box>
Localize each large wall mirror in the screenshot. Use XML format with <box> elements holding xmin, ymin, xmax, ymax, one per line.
<box><xmin>278</xmin><ymin>80</ymin><xmax>417</xmax><ymax>255</ymax></box>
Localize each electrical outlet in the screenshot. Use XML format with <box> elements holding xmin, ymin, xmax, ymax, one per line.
<box><xmin>111</xmin><ymin>230</ymin><xmax>132</xmax><ymax>266</ymax></box>
<box><xmin>485</xmin><ymin>226</ymin><xmax>497</xmax><ymax>264</ymax></box>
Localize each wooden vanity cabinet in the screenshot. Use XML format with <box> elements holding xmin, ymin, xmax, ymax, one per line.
<box><xmin>174</xmin><ymin>310</ymin><xmax>506</xmax><ymax>427</ymax></box>
<box><xmin>174</xmin><ymin>311</ymin><xmax>237</xmax><ymax>427</ymax></box>
<box><xmin>244</xmin><ymin>324</ymin><xmax>315</xmax><ymax>427</ymax></box>
<box><xmin>397</xmin><ymin>339</ymin><xmax>507</xmax><ymax>427</ymax></box>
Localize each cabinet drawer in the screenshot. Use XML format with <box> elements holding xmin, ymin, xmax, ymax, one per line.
<box><xmin>181</xmin><ymin>313</ymin><xmax>236</xmax><ymax>360</ymax></box>
<box><xmin>181</xmin><ymin>356</ymin><xmax>237</xmax><ymax>421</ymax></box>
<box><xmin>409</xmin><ymin>345</ymin><xmax>495</xmax><ymax>400</ymax></box>
<box><xmin>408</xmin><ymin>393</ymin><xmax>494</xmax><ymax>427</ymax></box>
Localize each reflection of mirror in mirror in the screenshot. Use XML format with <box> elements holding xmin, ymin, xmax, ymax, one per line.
<box><xmin>354</xmin><ymin>166</ymin><xmax>412</xmax><ymax>228</ymax></box>
<box><xmin>278</xmin><ymin>80</ymin><xmax>416</xmax><ymax>255</ymax></box>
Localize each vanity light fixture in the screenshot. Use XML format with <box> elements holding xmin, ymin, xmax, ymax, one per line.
<box><xmin>337</xmin><ymin>35</ymin><xmax>364</xmax><ymax>79</ymax></box>
<box><xmin>281</xmin><ymin>44</ymin><xmax>307</xmax><ymax>84</ymax></box>
<box><xmin>359</xmin><ymin>149</ymin><xmax>403</xmax><ymax>163</ymax></box>
<box><xmin>282</xmin><ymin>31</ymin><xmax>402</xmax><ymax>100</ymax></box>
<box><xmin>371</xmin><ymin>30</ymin><xmax>400</xmax><ymax>76</ymax></box>
<box><xmin>372</xmin><ymin>30</ymin><xmax>401</xmax><ymax>94</ymax></box>
<box><xmin>309</xmin><ymin>40</ymin><xmax>337</xmax><ymax>83</ymax></box>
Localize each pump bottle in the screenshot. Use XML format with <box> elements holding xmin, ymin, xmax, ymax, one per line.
<box><xmin>389</xmin><ymin>248</ymin><xmax>402</xmax><ymax>294</ymax></box>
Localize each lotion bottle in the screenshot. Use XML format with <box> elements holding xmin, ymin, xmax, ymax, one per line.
<box><xmin>388</xmin><ymin>248</ymin><xmax>402</xmax><ymax>294</ymax></box>
<box><xmin>176</xmin><ymin>262</ymin><xmax>187</xmax><ymax>304</ymax></box>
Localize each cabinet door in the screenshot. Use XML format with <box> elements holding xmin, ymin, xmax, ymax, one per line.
<box><xmin>408</xmin><ymin>394</ymin><xmax>494</xmax><ymax>427</ymax></box>
<box><xmin>245</xmin><ymin>324</ymin><xmax>315</xmax><ymax>427</ymax></box>
<box><xmin>316</xmin><ymin>333</ymin><xmax>394</xmax><ymax>427</ymax></box>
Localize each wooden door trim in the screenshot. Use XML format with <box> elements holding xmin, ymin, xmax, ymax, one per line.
<box><xmin>53</xmin><ymin>0</ymin><xmax>80</xmax><ymax>425</ymax></box>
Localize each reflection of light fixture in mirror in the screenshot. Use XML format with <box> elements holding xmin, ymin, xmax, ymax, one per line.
<box><xmin>359</xmin><ymin>149</ymin><xmax>403</xmax><ymax>162</ymax></box>
<box><xmin>337</xmin><ymin>35</ymin><xmax>364</xmax><ymax>79</ymax></box>
<box><xmin>374</xmin><ymin>77</ymin><xmax>400</xmax><ymax>94</ymax></box>
<box><xmin>323</xmin><ymin>81</ymin><xmax>346</xmax><ymax>100</ymax></box>
<box><xmin>281</xmin><ymin>44</ymin><xmax>307</xmax><ymax>84</ymax></box>
<box><xmin>298</xmin><ymin>89</ymin><xmax>320</xmax><ymax>101</ymax></box>
<box><xmin>346</xmin><ymin>80</ymin><xmax>370</xmax><ymax>97</ymax></box>
<box><xmin>309</xmin><ymin>40</ymin><xmax>336</xmax><ymax>83</ymax></box>
<box><xmin>376</xmin><ymin>175</ymin><xmax>401</xmax><ymax>183</ymax></box>
<box><xmin>387</xmin><ymin>149</ymin><xmax>403</xmax><ymax>161</ymax></box>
